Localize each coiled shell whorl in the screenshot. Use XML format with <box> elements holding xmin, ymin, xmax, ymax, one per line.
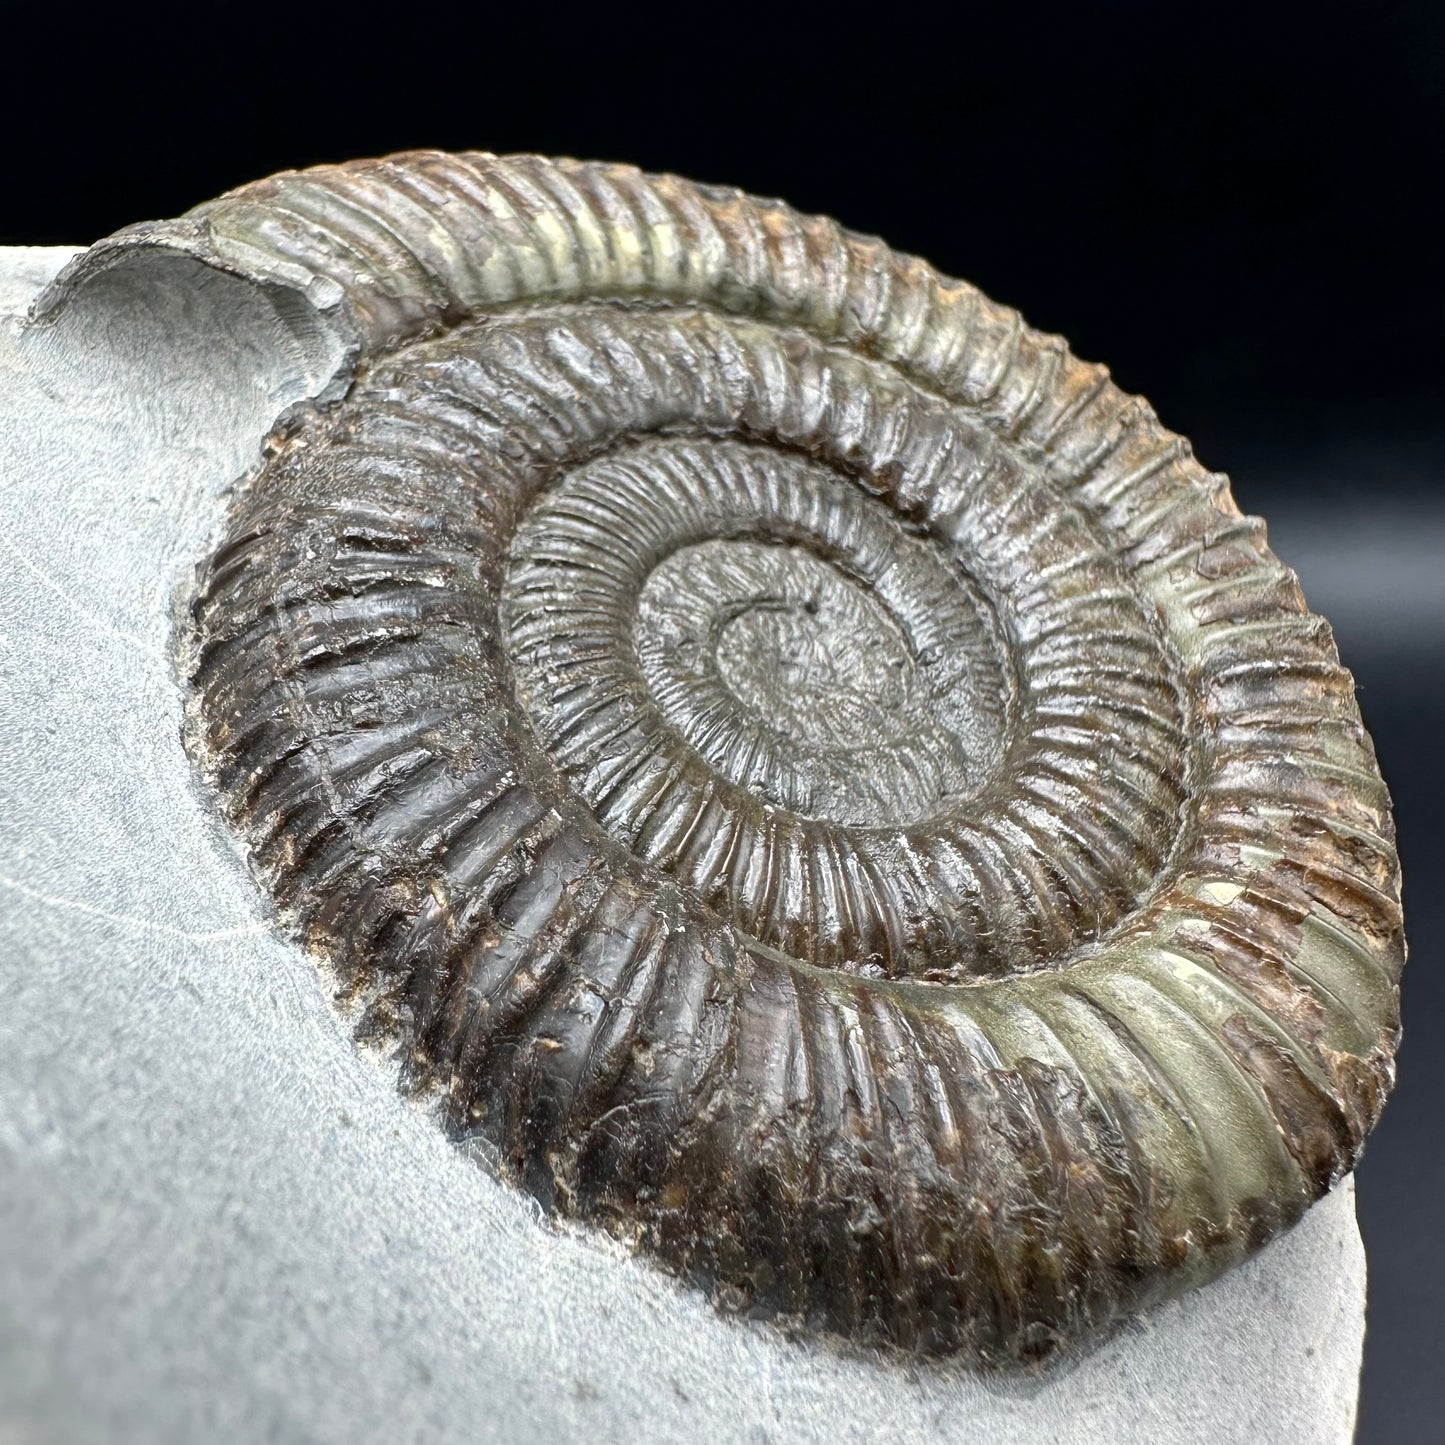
<box><xmin>122</xmin><ymin>152</ymin><xmax>1401</xmax><ymax>1364</ymax></box>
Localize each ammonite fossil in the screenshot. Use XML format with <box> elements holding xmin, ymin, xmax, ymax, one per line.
<box><xmin>90</xmin><ymin>152</ymin><xmax>1402</xmax><ymax>1364</ymax></box>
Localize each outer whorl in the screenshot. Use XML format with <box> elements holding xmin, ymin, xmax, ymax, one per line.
<box><xmin>127</xmin><ymin>152</ymin><xmax>1401</xmax><ymax>1364</ymax></box>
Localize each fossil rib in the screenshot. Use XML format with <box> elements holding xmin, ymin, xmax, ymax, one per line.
<box><xmin>86</xmin><ymin>152</ymin><xmax>1403</xmax><ymax>1363</ymax></box>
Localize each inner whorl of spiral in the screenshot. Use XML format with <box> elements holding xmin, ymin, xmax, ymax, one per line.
<box><xmin>511</xmin><ymin>439</ymin><xmax>1014</xmax><ymax>832</ymax></box>
<box><xmin>155</xmin><ymin>151</ymin><xmax>1402</xmax><ymax>1365</ymax></box>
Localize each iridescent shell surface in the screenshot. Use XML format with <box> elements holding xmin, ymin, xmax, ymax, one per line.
<box><xmin>96</xmin><ymin>152</ymin><xmax>1402</xmax><ymax>1364</ymax></box>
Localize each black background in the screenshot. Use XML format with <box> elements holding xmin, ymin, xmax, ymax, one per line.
<box><xmin>2</xmin><ymin>3</ymin><xmax>1439</xmax><ymax>1438</ymax></box>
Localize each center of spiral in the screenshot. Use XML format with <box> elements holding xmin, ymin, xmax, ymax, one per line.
<box><xmin>664</xmin><ymin>542</ymin><xmax>916</xmax><ymax>753</ymax></box>
<box><xmin>636</xmin><ymin>530</ymin><xmax>993</xmax><ymax>823</ymax></box>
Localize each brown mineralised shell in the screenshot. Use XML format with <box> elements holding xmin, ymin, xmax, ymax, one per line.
<box><xmin>98</xmin><ymin>152</ymin><xmax>1403</xmax><ymax>1364</ymax></box>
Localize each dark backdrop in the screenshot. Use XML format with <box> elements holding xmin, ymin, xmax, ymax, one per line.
<box><xmin>3</xmin><ymin>4</ymin><xmax>1439</xmax><ymax>1439</ymax></box>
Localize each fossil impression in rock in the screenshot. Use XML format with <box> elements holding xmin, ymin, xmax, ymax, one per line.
<box><xmin>63</xmin><ymin>153</ymin><xmax>1403</xmax><ymax>1364</ymax></box>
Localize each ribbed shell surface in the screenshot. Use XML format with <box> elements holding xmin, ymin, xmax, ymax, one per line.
<box><xmin>81</xmin><ymin>151</ymin><xmax>1405</xmax><ymax>1365</ymax></box>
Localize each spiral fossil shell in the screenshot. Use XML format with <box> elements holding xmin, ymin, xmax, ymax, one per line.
<box><xmin>103</xmin><ymin>152</ymin><xmax>1402</xmax><ymax>1363</ymax></box>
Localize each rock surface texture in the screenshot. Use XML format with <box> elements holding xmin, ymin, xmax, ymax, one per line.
<box><xmin>0</xmin><ymin>149</ymin><xmax>1389</xmax><ymax>1443</ymax></box>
